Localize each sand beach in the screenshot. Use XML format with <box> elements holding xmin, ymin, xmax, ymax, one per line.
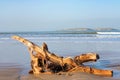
<box><xmin>0</xmin><ymin>63</ymin><xmax>22</xmax><ymax>80</ymax></box>
<box><xmin>0</xmin><ymin>64</ymin><xmax>120</xmax><ymax>80</ymax></box>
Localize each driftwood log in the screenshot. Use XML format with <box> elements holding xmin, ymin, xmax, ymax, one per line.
<box><xmin>12</xmin><ymin>35</ymin><xmax>113</xmax><ymax>77</ymax></box>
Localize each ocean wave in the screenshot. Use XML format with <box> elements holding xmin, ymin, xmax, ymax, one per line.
<box><xmin>0</xmin><ymin>36</ymin><xmax>120</xmax><ymax>40</ymax></box>
<box><xmin>0</xmin><ymin>33</ymin><xmax>120</xmax><ymax>42</ymax></box>
<box><xmin>96</xmin><ymin>34</ymin><xmax>120</xmax><ymax>38</ymax></box>
<box><xmin>97</xmin><ymin>32</ymin><xmax>120</xmax><ymax>34</ymax></box>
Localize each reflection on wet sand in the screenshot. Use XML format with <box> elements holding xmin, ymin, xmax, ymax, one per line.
<box><xmin>0</xmin><ymin>63</ymin><xmax>22</xmax><ymax>80</ymax></box>
<box><xmin>0</xmin><ymin>63</ymin><xmax>120</xmax><ymax>80</ymax></box>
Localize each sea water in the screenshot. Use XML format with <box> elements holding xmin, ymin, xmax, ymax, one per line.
<box><xmin>0</xmin><ymin>32</ymin><xmax>120</xmax><ymax>78</ymax></box>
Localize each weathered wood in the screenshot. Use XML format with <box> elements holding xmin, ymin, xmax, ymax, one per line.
<box><xmin>28</xmin><ymin>48</ymin><xmax>43</xmax><ymax>74</ymax></box>
<box><xmin>12</xmin><ymin>36</ymin><xmax>74</xmax><ymax>70</ymax></box>
<box><xmin>11</xmin><ymin>35</ymin><xmax>113</xmax><ymax>77</ymax></box>
<box><xmin>12</xmin><ymin>36</ymin><xmax>66</xmax><ymax>72</ymax></box>
<box><xmin>12</xmin><ymin>36</ymin><xmax>63</xmax><ymax>65</ymax></box>
<box><xmin>12</xmin><ymin>36</ymin><xmax>48</xmax><ymax>73</ymax></box>
<box><xmin>74</xmin><ymin>53</ymin><xmax>100</xmax><ymax>65</ymax></box>
<box><xmin>68</xmin><ymin>66</ymin><xmax>113</xmax><ymax>77</ymax></box>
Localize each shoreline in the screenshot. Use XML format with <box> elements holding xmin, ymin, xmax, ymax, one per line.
<box><xmin>0</xmin><ymin>63</ymin><xmax>23</xmax><ymax>80</ymax></box>
<box><xmin>0</xmin><ymin>63</ymin><xmax>120</xmax><ymax>80</ymax></box>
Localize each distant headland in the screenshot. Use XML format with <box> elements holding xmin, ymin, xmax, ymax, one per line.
<box><xmin>54</xmin><ymin>28</ymin><xmax>120</xmax><ymax>34</ymax></box>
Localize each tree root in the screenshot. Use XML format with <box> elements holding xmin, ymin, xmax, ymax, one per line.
<box><xmin>12</xmin><ymin>35</ymin><xmax>113</xmax><ymax>77</ymax></box>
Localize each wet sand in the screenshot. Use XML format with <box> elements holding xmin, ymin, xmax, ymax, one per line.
<box><xmin>0</xmin><ymin>64</ymin><xmax>120</xmax><ymax>80</ymax></box>
<box><xmin>0</xmin><ymin>63</ymin><xmax>22</xmax><ymax>80</ymax></box>
<box><xmin>20</xmin><ymin>72</ymin><xmax>118</xmax><ymax>80</ymax></box>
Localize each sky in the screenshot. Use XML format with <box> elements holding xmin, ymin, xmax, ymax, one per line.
<box><xmin>0</xmin><ymin>0</ymin><xmax>120</xmax><ymax>32</ymax></box>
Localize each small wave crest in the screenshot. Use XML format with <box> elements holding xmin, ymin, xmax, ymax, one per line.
<box><xmin>97</xmin><ymin>32</ymin><xmax>120</xmax><ymax>34</ymax></box>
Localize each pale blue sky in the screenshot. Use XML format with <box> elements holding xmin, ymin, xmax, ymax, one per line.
<box><xmin>0</xmin><ymin>0</ymin><xmax>120</xmax><ymax>32</ymax></box>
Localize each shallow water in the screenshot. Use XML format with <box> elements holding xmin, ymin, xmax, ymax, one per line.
<box><xmin>0</xmin><ymin>33</ymin><xmax>120</xmax><ymax>79</ymax></box>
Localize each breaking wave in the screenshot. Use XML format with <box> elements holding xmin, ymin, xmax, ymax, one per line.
<box><xmin>97</xmin><ymin>32</ymin><xmax>120</xmax><ymax>34</ymax></box>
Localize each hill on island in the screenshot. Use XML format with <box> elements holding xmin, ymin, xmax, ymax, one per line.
<box><xmin>56</xmin><ymin>28</ymin><xmax>96</xmax><ymax>34</ymax></box>
<box><xmin>95</xmin><ymin>28</ymin><xmax>120</xmax><ymax>32</ymax></box>
<box><xmin>55</xmin><ymin>28</ymin><xmax>120</xmax><ymax>34</ymax></box>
